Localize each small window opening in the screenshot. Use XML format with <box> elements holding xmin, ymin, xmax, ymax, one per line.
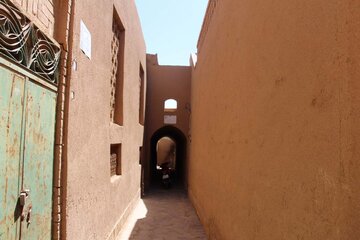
<box><xmin>164</xmin><ymin>99</ymin><xmax>177</xmax><ymax>112</ymax></box>
<box><xmin>110</xmin><ymin>144</ymin><xmax>122</xmax><ymax>176</ymax></box>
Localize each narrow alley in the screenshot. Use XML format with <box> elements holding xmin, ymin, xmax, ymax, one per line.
<box><xmin>1</xmin><ymin>0</ymin><xmax>360</xmax><ymax>239</ymax></box>
<box><xmin>116</xmin><ymin>187</ymin><xmax>206</xmax><ymax>240</ymax></box>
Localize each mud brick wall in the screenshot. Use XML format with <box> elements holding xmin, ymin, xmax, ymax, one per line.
<box><xmin>11</xmin><ymin>0</ymin><xmax>55</xmax><ymax>37</ymax></box>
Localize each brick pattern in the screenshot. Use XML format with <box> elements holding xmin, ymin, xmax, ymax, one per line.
<box><xmin>53</xmin><ymin>50</ymin><xmax>68</xmax><ymax>240</ymax></box>
<box><xmin>11</xmin><ymin>0</ymin><xmax>55</xmax><ymax>37</ymax></box>
<box><xmin>110</xmin><ymin>20</ymin><xmax>122</xmax><ymax>123</ymax></box>
<box><xmin>51</xmin><ymin>1</ymin><xmax>73</xmax><ymax>239</ymax></box>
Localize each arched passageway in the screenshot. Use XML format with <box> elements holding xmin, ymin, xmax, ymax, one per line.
<box><xmin>150</xmin><ymin>126</ymin><xmax>187</xmax><ymax>188</ymax></box>
<box><xmin>156</xmin><ymin>137</ymin><xmax>176</xmax><ymax>170</ymax></box>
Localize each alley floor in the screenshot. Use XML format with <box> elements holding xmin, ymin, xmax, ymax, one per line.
<box><xmin>116</xmin><ymin>187</ymin><xmax>207</xmax><ymax>240</ymax></box>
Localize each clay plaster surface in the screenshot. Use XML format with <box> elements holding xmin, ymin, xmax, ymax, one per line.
<box><xmin>65</xmin><ymin>0</ymin><xmax>146</xmax><ymax>239</ymax></box>
<box><xmin>143</xmin><ymin>55</ymin><xmax>191</xmax><ymax>189</ymax></box>
<box><xmin>189</xmin><ymin>0</ymin><xmax>360</xmax><ymax>239</ymax></box>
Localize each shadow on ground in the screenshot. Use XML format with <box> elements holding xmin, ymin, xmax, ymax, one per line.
<box><xmin>118</xmin><ymin>185</ymin><xmax>207</xmax><ymax>240</ymax></box>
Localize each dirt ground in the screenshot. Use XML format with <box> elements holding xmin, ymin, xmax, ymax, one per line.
<box><xmin>116</xmin><ymin>187</ymin><xmax>207</xmax><ymax>240</ymax></box>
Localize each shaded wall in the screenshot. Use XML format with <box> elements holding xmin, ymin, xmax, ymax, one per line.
<box><xmin>143</xmin><ymin>55</ymin><xmax>191</xmax><ymax>190</ymax></box>
<box><xmin>189</xmin><ymin>0</ymin><xmax>360</xmax><ymax>239</ymax></box>
<box><xmin>64</xmin><ymin>0</ymin><xmax>146</xmax><ymax>239</ymax></box>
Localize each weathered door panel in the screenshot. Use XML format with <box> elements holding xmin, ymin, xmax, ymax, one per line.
<box><xmin>0</xmin><ymin>1</ymin><xmax>60</xmax><ymax>236</ymax></box>
<box><xmin>0</xmin><ymin>67</ymin><xmax>25</xmax><ymax>240</ymax></box>
<box><xmin>21</xmin><ymin>80</ymin><xmax>56</xmax><ymax>240</ymax></box>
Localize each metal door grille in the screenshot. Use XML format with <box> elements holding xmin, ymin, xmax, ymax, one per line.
<box><xmin>0</xmin><ymin>0</ymin><xmax>60</xmax><ymax>84</ymax></box>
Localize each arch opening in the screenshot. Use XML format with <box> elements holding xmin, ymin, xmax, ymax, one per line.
<box><xmin>156</xmin><ymin>137</ymin><xmax>176</xmax><ymax>170</ymax></box>
<box><xmin>149</xmin><ymin>126</ymin><xmax>187</xmax><ymax>189</ymax></box>
<box><xmin>164</xmin><ymin>99</ymin><xmax>177</xmax><ymax>112</ymax></box>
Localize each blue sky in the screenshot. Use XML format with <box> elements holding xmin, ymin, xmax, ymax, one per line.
<box><xmin>135</xmin><ymin>0</ymin><xmax>208</xmax><ymax>66</ymax></box>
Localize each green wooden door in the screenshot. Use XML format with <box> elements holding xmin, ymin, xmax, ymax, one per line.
<box><xmin>0</xmin><ymin>63</ymin><xmax>57</xmax><ymax>240</ymax></box>
<box><xmin>0</xmin><ymin>67</ymin><xmax>25</xmax><ymax>240</ymax></box>
<box><xmin>21</xmin><ymin>80</ymin><xmax>56</xmax><ymax>240</ymax></box>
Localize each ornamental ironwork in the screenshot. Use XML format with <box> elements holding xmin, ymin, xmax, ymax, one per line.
<box><xmin>0</xmin><ymin>0</ymin><xmax>60</xmax><ymax>84</ymax></box>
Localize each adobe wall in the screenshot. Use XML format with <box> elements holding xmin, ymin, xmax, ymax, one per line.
<box><xmin>189</xmin><ymin>0</ymin><xmax>360</xmax><ymax>239</ymax></box>
<box><xmin>64</xmin><ymin>0</ymin><xmax>146</xmax><ymax>239</ymax></box>
<box><xmin>143</xmin><ymin>54</ymin><xmax>191</xmax><ymax>190</ymax></box>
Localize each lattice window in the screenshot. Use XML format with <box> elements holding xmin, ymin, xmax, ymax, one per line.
<box><xmin>110</xmin><ymin>153</ymin><xmax>117</xmax><ymax>176</ymax></box>
<box><xmin>110</xmin><ymin>12</ymin><xmax>124</xmax><ymax>124</ymax></box>
<box><xmin>110</xmin><ymin>24</ymin><xmax>119</xmax><ymax>122</ymax></box>
<box><xmin>110</xmin><ymin>144</ymin><xmax>121</xmax><ymax>176</ymax></box>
